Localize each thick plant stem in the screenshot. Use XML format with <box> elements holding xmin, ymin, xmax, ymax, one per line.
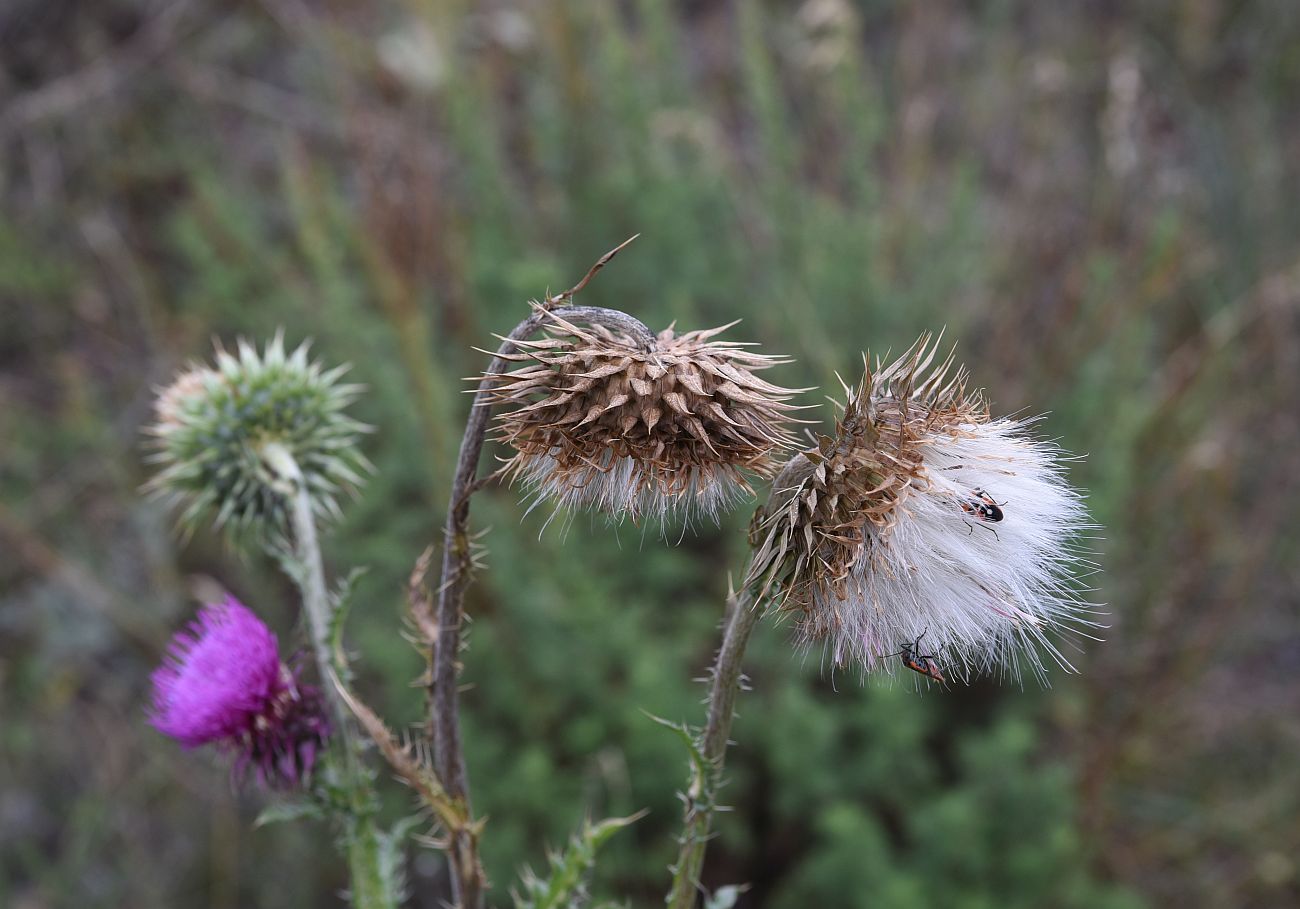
<box><xmin>283</xmin><ymin>461</ymin><xmax>351</xmax><ymax>739</ymax></box>
<box><xmin>432</xmin><ymin>297</ymin><xmax>656</xmax><ymax>909</ymax></box>
<box><xmin>275</xmin><ymin>448</ymin><xmax>394</xmax><ymax>909</ymax></box>
<box><xmin>667</xmin><ymin>583</ymin><xmax>763</xmax><ymax>909</ymax></box>
<box><xmin>263</xmin><ymin>440</ymin><xmax>351</xmax><ymax>738</ymax></box>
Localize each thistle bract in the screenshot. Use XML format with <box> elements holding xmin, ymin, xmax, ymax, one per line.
<box><xmin>487</xmin><ymin>311</ymin><xmax>802</xmax><ymax>524</ymax></box>
<box><xmin>749</xmin><ymin>336</ymin><xmax>1096</xmax><ymax>682</ymax></box>
<box><xmin>149</xmin><ymin>596</ymin><xmax>331</xmax><ymax>788</ymax></box>
<box><xmin>146</xmin><ymin>334</ymin><xmax>370</xmax><ymax>539</ymax></box>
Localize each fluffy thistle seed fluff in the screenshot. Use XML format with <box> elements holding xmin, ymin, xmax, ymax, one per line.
<box><xmin>487</xmin><ymin>311</ymin><xmax>801</xmax><ymax>523</ymax></box>
<box><xmin>146</xmin><ymin>334</ymin><xmax>371</xmax><ymax>538</ymax></box>
<box><xmin>749</xmin><ymin>336</ymin><xmax>1095</xmax><ymax>682</ymax></box>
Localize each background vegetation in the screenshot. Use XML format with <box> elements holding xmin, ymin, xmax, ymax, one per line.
<box><xmin>3</xmin><ymin>1</ymin><xmax>1298</xmax><ymax>907</ymax></box>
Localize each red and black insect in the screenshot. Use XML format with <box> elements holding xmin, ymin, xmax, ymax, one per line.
<box><xmin>961</xmin><ymin>487</ymin><xmax>1004</xmax><ymax>522</ymax></box>
<box><xmin>960</xmin><ymin>487</ymin><xmax>1005</xmax><ymax>538</ymax></box>
<box><xmin>893</xmin><ymin>630</ymin><xmax>946</xmax><ymax>683</ymax></box>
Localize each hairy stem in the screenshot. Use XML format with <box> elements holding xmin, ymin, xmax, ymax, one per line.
<box><xmin>667</xmin><ymin>581</ymin><xmax>763</xmax><ymax>909</ymax></box>
<box><xmin>274</xmin><ymin>447</ymin><xmax>393</xmax><ymax>909</ymax></box>
<box><xmin>271</xmin><ymin>443</ymin><xmax>350</xmax><ymax>737</ymax></box>
<box><xmin>432</xmin><ymin>299</ymin><xmax>656</xmax><ymax>909</ymax></box>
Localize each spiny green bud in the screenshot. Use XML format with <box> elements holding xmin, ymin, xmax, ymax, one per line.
<box><xmin>146</xmin><ymin>332</ymin><xmax>372</xmax><ymax>540</ymax></box>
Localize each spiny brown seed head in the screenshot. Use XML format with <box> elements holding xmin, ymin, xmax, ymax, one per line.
<box><xmin>748</xmin><ymin>334</ymin><xmax>985</xmax><ymax>610</ymax></box>
<box><xmin>487</xmin><ymin>310</ymin><xmax>802</xmax><ymax>522</ymax></box>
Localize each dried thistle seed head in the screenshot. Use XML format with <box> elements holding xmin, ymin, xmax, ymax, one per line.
<box><xmin>749</xmin><ymin>334</ymin><xmax>1096</xmax><ymax>683</ymax></box>
<box><xmin>146</xmin><ymin>333</ymin><xmax>372</xmax><ymax>540</ymax></box>
<box><xmin>487</xmin><ymin>311</ymin><xmax>802</xmax><ymax>523</ymax></box>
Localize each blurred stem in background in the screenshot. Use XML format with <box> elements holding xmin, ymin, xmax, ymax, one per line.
<box><xmin>272</xmin><ymin>442</ymin><xmax>350</xmax><ymax>733</ymax></box>
<box><xmin>272</xmin><ymin>443</ymin><xmax>395</xmax><ymax>909</ymax></box>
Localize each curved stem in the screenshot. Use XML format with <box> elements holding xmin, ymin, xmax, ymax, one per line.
<box><xmin>667</xmin><ymin>579</ymin><xmax>763</xmax><ymax>909</ymax></box>
<box><xmin>432</xmin><ymin>302</ymin><xmax>656</xmax><ymax>909</ymax></box>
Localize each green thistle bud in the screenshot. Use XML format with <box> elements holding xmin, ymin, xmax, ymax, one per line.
<box><xmin>146</xmin><ymin>333</ymin><xmax>372</xmax><ymax>540</ymax></box>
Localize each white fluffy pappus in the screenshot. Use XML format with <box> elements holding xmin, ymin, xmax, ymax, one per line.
<box><xmin>812</xmin><ymin>417</ymin><xmax>1099</xmax><ymax>684</ymax></box>
<box><xmin>748</xmin><ymin>336</ymin><xmax>1101</xmax><ymax>685</ymax></box>
<box><xmin>509</xmin><ymin>448</ymin><xmax>754</xmax><ymax>527</ymax></box>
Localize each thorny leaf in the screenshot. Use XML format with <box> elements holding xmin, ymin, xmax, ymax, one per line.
<box><xmin>328</xmin><ymin>567</ymin><xmax>368</xmax><ymax>682</ymax></box>
<box><xmin>329</xmin><ymin>669</ymin><xmax>470</xmax><ymax>836</ymax></box>
<box><xmin>644</xmin><ymin>712</ymin><xmax>713</xmax><ymax>803</ymax></box>
<box><xmin>376</xmin><ymin>814</ymin><xmax>423</xmax><ymax>907</ymax></box>
<box><xmin>511</xmin><ymin>811</ymin><xmax>649</xmax><ymax>909</ymax></box>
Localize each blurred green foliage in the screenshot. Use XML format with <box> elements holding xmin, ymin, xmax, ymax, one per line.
<box><xmin>3</xmin><ymin>1</ymin><xmax>1299</xmax><ymax>908</ymax></box>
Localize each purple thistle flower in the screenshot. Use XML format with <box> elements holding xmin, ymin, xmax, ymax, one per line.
<box><xmin>150</xmin><ymin>596</ymin><xmax>330</xmax><ymax>788</ymax></box>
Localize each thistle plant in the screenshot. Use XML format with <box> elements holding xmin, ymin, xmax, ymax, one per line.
<box><xmin>143</xmin><ymin>241</ymin><xmax>1096</xmax><ymax>909</ymax></box>
<box><xmin>147</xmin><ymin>336</ymin><xmax>400</xmax><ymax>909</ymax></box>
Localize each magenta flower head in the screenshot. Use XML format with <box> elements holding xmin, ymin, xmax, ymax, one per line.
<box><xmin>149</xmin><ymin>596</ymin><xmax>330</xmax><ymax>788</ymax></box>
